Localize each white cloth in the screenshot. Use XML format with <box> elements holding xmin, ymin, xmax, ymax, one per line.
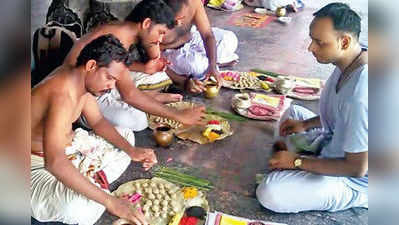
<box><xmin>261</xmin><ymin>0</ymin><xmax>296</xmax><ymax>11</ymax></box>
<box><xmin>257</xmin><ymin>105</ymin><xmax>368</xmax><ymax>213</ymax></box>
<box><xmin>31</xmin><ymin>127</ymin><xmax>134</xmax><ymax>225</ymax></box>
<box><xmin>163</xmin><ymin>26</ymin><xmax>239</xmax><ymax>80</ymax></box>
<box><xmin>274</xmin><ymin>105</ymin><xmax>329</xmax><ymax>153</ymax></box>
<box><xmin>244</xmin><ymin>0</ymin><xmax>300</xmax><ymax>11</ymax></box>
<box><xmin>80</xmin><ymin>74</ymin><xmax>149</xmax><ymax>131</ymax></box>
<box><xmin>256</xmin><ymin>170</ymin><xmax>368</xmax><ymax>213</ymax></box>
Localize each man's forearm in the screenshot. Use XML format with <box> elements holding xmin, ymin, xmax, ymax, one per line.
<box><xmin>203</xmin><ymin>34</ymin><xmax>217</xmax><ymax>70</ymax></box>
<box><xmin>129</xmin><ymin>62</ymin><xmax>146</xmax><ymax>73</ymax></box>
<box><xmin>46</xmin><ymin>156</ymin><xmax>111</xmax><ymax>206</ymax></box>
<box><xmin>165</xmin><ymin>68</ymin><xmax>187</xmax><ymax>89</ymax></box>
<box><xmin>300</xmin><ymin>156</ymin><xmax>367</xmax><ymax>177</ymax></box>
<box><xmin>122</xmin><ymin>89</ymin><xmax>179</xmax><ymax>121</ymax></box>
<box><xmin>303</xmin><ymin>116</ymin><xmax>322</xmax><ymax>130</ymax></box>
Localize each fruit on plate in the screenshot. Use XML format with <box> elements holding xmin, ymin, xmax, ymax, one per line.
<box><xmin>202</xmin><ymin>121</ymin><xmax>224</xmax><ymax>142</ymax></box>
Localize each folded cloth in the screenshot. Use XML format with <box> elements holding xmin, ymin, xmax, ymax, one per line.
<box><xmin>163</xmin><ymin>26</ymin><xmax>239</xmax><ymax>80</ymax></box>
<box><xmin>131</xmin><ymin>71</ymin><xmax>172</xmax><ymax>90</ymax></box>
<box><xmin>31</xmin><ymin>127</ymin><xmax>134</xmax><ymax>225</ymax></box>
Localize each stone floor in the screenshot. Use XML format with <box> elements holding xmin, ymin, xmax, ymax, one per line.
<box><xmin>31</xmin><ymin>1</ymin><xmax>368</xmax><ymax>225</ymax></box>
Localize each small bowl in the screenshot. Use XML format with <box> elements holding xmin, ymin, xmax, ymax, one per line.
<box><xmin>153</xmin><ymin>126</ymin><xmax>174</xmax><ymax>147</ymax></box>
<box><xmin>205</xmin><ymin>83</ymin><xmax>220</xmax><ymax>99</ymax></box>
<box><xmin>233</xmin><ymin>94</ymin><xmax>251</xmax><ymax>109</ymax></box>
<box><xmin>276</xmin><ymin>7</ymin><xmax>287</xmax><ymax>17</ymax></box>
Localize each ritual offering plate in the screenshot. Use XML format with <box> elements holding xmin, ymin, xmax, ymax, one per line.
<box><xmin>232</xmin><ymin>93</ymin><xmax>292</xmax><ymax>121</ymax></box>
<box><xmin>112</xmin><ymin>177</ymin><xmax>209</xmax><ymax>225</ymax></box>
<box><xmin>220</xmin><ymin>70</ymin><xmax>262</xmax><ymax>90</ymax></box>
<box><xmin>250</xmin><ymin>70</ymin><xmax>325</xmax><ymax>100</ymax></box>
<box><xmin>148</xmin><ymin>102</ymin><xmax>233</xmax><ymax>144</ymax></box>
<box><xmin>148</xmin><ymin>102</ymin><xmax>196</xmax><ymax>130</ymax></box>
<box><xmin>275</xmin><ymin>76</ymin><xmax>324</xmax><ymax>100</ymax></box>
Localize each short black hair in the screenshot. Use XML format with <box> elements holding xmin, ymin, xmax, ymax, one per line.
<box><xmin>164</xmin><ymin>0</ymin><xmax>189</xmax><ymax>14</ymax></box>
<box><xmin>125</xmin><ymin>0</ymin><xmax>176</xmax><ymax>29</ymax></box>
<box><xmin>76</xmin><ymin>34</ymin><xmax>132</xmax><ymax>67</ymax></box>
<box><xmin>313</xmin><ymin>2</ymin><xmax>361</xmax><ymax>39</ymax></box>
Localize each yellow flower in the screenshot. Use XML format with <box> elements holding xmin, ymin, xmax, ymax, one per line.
<box><xmin>182</xmin><ymin>187</ymin><xmax>198</xmax><ymax>199</ymax></box>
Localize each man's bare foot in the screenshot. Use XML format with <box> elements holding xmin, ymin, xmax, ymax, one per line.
<box><xmin>288</xmin><ymin>4</ymin><xmax>298</xmax><ymax>12</ymax></box>
<box><xmin>217</xmin><ymin>59</ymin><xmax>239</xmax><ymax>68</ymax></box>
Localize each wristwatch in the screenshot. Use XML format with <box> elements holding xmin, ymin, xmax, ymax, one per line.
<box><xmin>294</xmin><ymin>157</ymin><xmax>303</xmax><ymax>168</ymax></box>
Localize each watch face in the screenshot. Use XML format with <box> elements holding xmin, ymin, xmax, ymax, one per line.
<box><xmin>294</xmin><ymin>158</ymin><xmax>302</xmax><ymax>167</ymax></box>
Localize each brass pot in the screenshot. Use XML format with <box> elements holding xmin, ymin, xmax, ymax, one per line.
<box><xmin>205</xmin><ymin>83</ymin><xmax>219</xmax><ymax>99</ymax></box>
<box><xmin>276</xmin><ymin>7</ymin><xmax>287</xmax><ymax>17</ymax></box>
<box><xmin>153</xmin><ymin>126</ymin><xmax>174</xmax><ymax>147</ymax></box>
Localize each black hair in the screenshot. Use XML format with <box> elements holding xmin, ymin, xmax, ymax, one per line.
<box><xmin>313</xmin><ymin>2</ymin><xmax>361</xmax><ymax>39</ymax></box>
<box><xmin>125</xmin><ymin>0</ymin><xmax>176</xmax><ymax>29</ymax></box>
<box><xmin>164</xmin><ymin>0</ymin><xmax>189</xmax><ymax>14</ymax></box>
<box><xmin>76</xmin><ymin>34</ymin><xmax>132</xmax><ymax>67</ymax></box>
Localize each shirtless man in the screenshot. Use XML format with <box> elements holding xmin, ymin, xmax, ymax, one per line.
<box><xmin>162</xmin><ymin>0</ymin><xmax>239</xmax><ymax>93</ymax></box>
<box><xmin>65</xmin><ymin>0</ymin><xmax>206</xmax><ymax>131</ymax></box>
<box><xmin>31</xmin><ymin>35</ymin><xmax>155</xmax><ymax>225</ymax></box>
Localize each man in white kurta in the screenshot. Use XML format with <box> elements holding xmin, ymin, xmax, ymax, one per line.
<box><xmin>256</xmin><ymin>3</ymin><xmax>368</xmax><ymax>213</ymax></box>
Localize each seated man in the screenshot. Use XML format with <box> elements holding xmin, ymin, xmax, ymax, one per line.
<box><xmin>256</xmin><ymin>3</ymin><xmax>368</xmax><ymax>213</ymax></box>
<box><xmin>162</xmin><ymin>0</ymin><xmax>239</xmax><ymax>93</ymax></box>
<box><xmin>65</xmin><ymin>0</ymin><xmax>206</xmax><ymax>131</ymax></box>
<box><xmin>31</xmin><ymin>35</ymin><xmax>156</xmax><ymax>225</ymax></box>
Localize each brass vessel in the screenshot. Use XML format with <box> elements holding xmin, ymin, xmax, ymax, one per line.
<box><xmin>276</xmin><ymin>7</ymin><xmax>287</xmax><ymax>17</ymax></box>
<box><xmin>205</xmin><ymin>83</ymin><xmax>220</xmax><ymax>99</ymax></box>
<box><xmin>153</xmin><ymin>126</ymin><xmax>174</xmax><ymax>147</ymax></box>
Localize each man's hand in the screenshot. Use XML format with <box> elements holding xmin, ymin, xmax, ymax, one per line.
<box><xmin>186</xmin><ymin>78</ymin><xmax>206</xmax><ymax>94</ymax></box>
<box><xmin>269</xmin><ymin>151</ymin><xmax>299</xmax><ymax>170</ymax></box>
<box><xmin>128</xmin><ymin>147</ymin><xmax>158</xmax><ymax>171</ymax></box>
<box><xmin>153</xmin><ymin>93</ymin><xmax>183</xmax><ymax>104</ymax></box>
<box><xmin>105</xmin><ymin>196</ymin><xmax>148</xmax><ymax>225</ymax></box>
<box><xmin>279</xmin><ymin>119</ymin><xmax>307</xmax><ymax>136</ymax></box>
<box><xmin>205</xmin><ymin>67</ymin><xmax>222</xmax><ymax>88</ymax></box>
<box><xmin>144</xmin><ymin>56</ymin><xmax>171</xmax><ymax>75</ymax></box>
<box><xmin>177</xmin><ymin>106</ymin><xmax>206</xmax><ymax>126</ymax></box>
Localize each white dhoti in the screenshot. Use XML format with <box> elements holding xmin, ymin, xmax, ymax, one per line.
<box><xmin>256</xmin><ymin>170</ymin><xmax>368</xmax><ymax>213</ymax></box>
<box><xmin>257</xmin><ymin>105</ymin><xmax>368</xmax><ymax>213</ymax></box>
<box><xmin>163</xmin><ymin>26</ymin><xmax>239</xmax><ymax>80</ymax></box>
<box><xmin>31</xmin><ymin>127</ymin><xmax>134</xmax><ymax>225</ymax></box>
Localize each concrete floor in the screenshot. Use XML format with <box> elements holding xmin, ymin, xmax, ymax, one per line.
<box><xmin>31</xmin><ymin>1</ymin><xmax>368</xmax><ymax>225</ymax></box>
